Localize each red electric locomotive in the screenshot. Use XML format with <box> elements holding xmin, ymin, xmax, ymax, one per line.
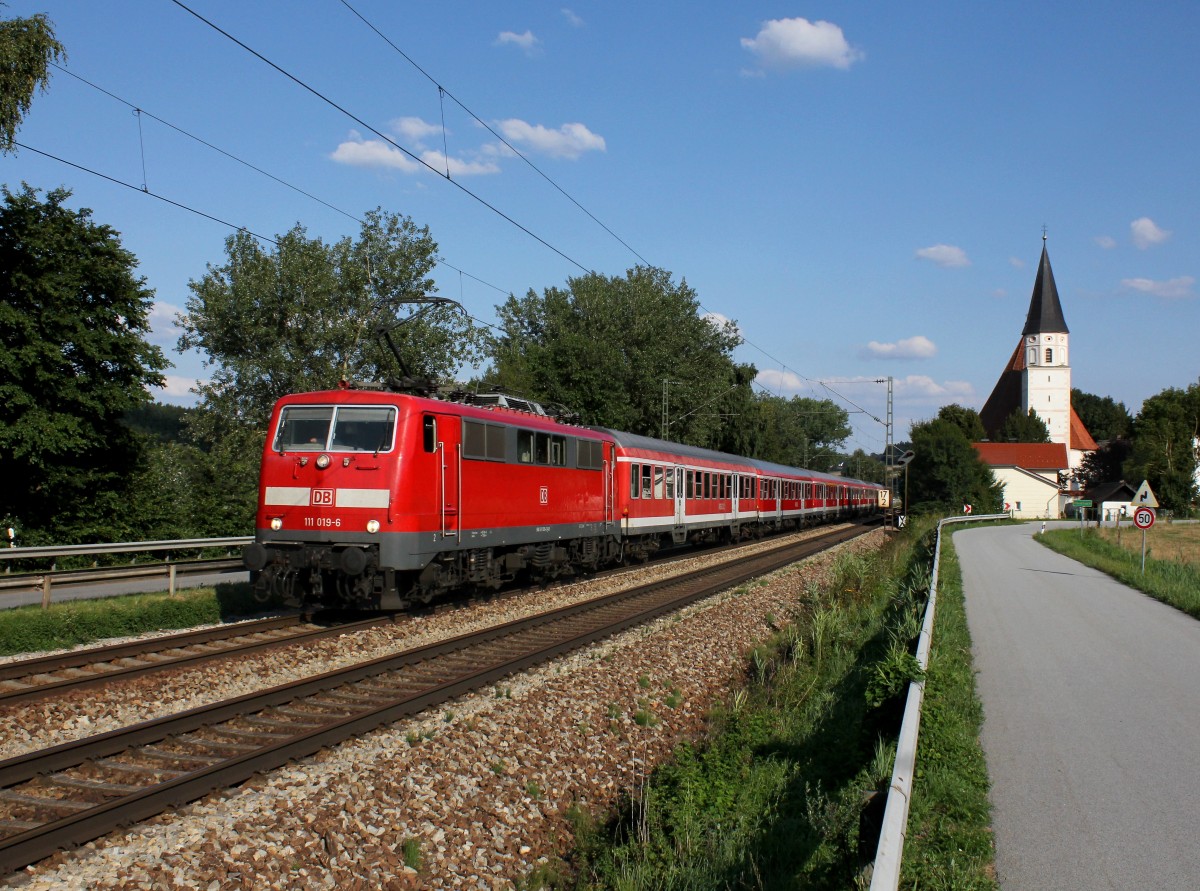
<box><xmin>244</xmin><ymin>387</ymin><xmax>884</xmax><ymax>610</ymax></box>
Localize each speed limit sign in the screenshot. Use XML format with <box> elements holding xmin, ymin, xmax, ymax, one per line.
<box><xmin>1133</xmin><ymin>507</ymin><xmax>1155</xmax><ymax>529</ymax></box>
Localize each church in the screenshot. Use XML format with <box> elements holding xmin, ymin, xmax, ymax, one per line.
<box><xmin>974</xmin><ymin>238</ymin><xmax>1097</xmax><ymax>518</ymax></box>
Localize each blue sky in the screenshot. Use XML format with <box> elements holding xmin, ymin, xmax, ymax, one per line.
<box><xmin>4</xmin><ymin>2</ymin><xmax>1197</xmax><ymax>455</ymax></box>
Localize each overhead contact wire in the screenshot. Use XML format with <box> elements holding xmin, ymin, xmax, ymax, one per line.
<box><xmin>169</xmin><ymin>0</ymin><xmax>590</xmax><ymax>275</ymax></box>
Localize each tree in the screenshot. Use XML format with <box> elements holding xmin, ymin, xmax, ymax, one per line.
<box><xmin>177</xmin><ymin>209</ymin><xmax>484</xmax><ymax>528</ymax></box>
<box><xmin>1124</xmin><ymin>381</ymin><xmax>1199</xmax><ymax>513</ymax></box>
<box><xmin>998</xmin><ymin>408</ymin><xmax>1051</xmax><ymax>443</ymax></box>
<box><xmin>906</xmin><ymin>408</ymin><xmax>1003</xmax><ymax>513</ymax></box>
<box><xmin>840</xmin><ymin>448</ymin><xmax>887</xmax><ymax>484</ymax></box>
<box><xmin>0</xmin><ymin>5</ymin><xmax>64</xmax><ymax>153</ymax></box>
<box><xmin>490</xmin><ymin>266</ymin><xmax>748</xmax><ymax>444</ymax></box>
<box><xmin>936</xmin><ymin>403</ymin><xmax>986</xmax><ymax>442</ymax></box>
<box><xmin>1071</xmin><ymin>389</ymin><xmax>1131</xmax><ymax>442</ymax></box>
<box><xmin>0</xmin><ymin>185</ymin><xmax>166</xmax><ymax>542</ymax></box>
<box><xmin>749</xmin><ymin>394</ymin><xmax>851</xmax><ymax>468</ymax></box>
<box><xmin>1077</xmin><ymin>438</ymin><xmax>1132</xmax><ymax>491</ymax></box>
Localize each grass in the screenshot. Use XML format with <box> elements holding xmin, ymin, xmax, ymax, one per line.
<box><xmin>899</xmin><ymin>531</ymin><xmax>998</xmax><ymax>890</ymax></box>
<box><xmin>0</xmin><ymin>582</ymin><xmax>281</xmax><ymax>656</ymax></box>
<box><xmin>1037</xmin><ymin>526</ymin><xmax>1200</xmax><ymax>620</ymax></box>
<box><xmin>562</xmin><ymin>524</ymin><xmax>941</xmax><ymax>889</ymax></box>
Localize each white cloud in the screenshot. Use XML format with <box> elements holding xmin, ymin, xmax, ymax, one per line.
<box><xmin>1008</xmin><ymin>256</ymin><xmax>1025</xmax><ymax>268</ymax></box>
<box><xmin>1131</xmin><ymin>216</ymin><xmax>1170</xmax><ymax>249</ymax></box>
<box><xmin>331</xmin><ymin>130</ymin><xmax>498</xmax><ymax>177</ymax></box>
<box><xmin>155</xmin><ymin>375</ymin><xmax>203</xmax><ymax>398</ymax></box>
<box><xmin>861</xmin><ymin>335</ymin><xmax>937</xmax><ymax>361</ymax></box>
<box><xmin>419</xmin><ymin>150</ymin><xmax>500</xmax><ymax>177</ymax></box>
<box><xmin>1094</xmin><ymin>235</ymin><xmax>1117</xmax><ymax>250</ymax></box>
<box><xmin>391</xmin><ymin>116</ymin><xmax>441</xmax><ymax>143</ymax></box>
<box><xmin>561</xmin><ymin>8</ymin><xmax>584</xmax><ymax>27</ymax></box>
<box><xmin>894</xmin><ymin>375</ymin><xmax>974</xmax><ymax>400</ymax></box>
<box><xmin>754</xmin><ymin>369</ymin><xmax>807</xmax><ymax>393</ymax></box>
<box><xmin>1121</xmin><ymin>276</ymin><xmax>1195</xmax><ymax>299</ymax></box>
<box><xmin>330</xmin><ymin>133</ymin><xmax>422</xmax><ymax>172</ymax></box>
<box><xmin>740</xmin><ymin>18</ymin><xmax>863</xmax><ymax>71</ymax></box>
<box><xmin>915</xmin><ymin>244</ymin><xmax>970</xmax><ymax>268</ymax></box>
<box><xmin>496</xmin><ymin>30</ymin><xmax>540</xmax><ymax>53</ymax></box>
<box><xmin>495</xmin><ymin>119</ymin><xmax>606</xmax><ymax>159</ymax></box>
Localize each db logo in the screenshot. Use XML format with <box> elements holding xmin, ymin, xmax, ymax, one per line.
<box><xmin>539</xmin><ymin>486</ymin><xmax>549</xmax><ymax>505</ymax></box>
<box><xmin>312</xmin><ymin>488</ymin><xmax>335</xmax><ymax>506</ymax></box>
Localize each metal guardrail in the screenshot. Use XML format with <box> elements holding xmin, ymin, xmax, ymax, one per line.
<box><xmin>869</xmin><ymin>512</ymin><xmax>1010</xmax><ymax>890</ymax></box>
<box><xmin>0</xmin><ymin>537</ymin><xmax>252</xmax><ymax>607</ymax></box>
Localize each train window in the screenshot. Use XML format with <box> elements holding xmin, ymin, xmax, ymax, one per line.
<box><xmin>666</xmin><ymin>468</ymin><xmax>675</xmax><ymax>499</ymax></box>
<box><xmin>550</xmin><ymin>435</ymin><xmax>566</xmax><ymax>466</ymax></box>
<box><xmin>654</xmin><ymin>466</ymin><xmax>664</xmax><ymax>499</ymax></box>
<box><xmin>274</xmin><ymin>406</ymin><xmax>334</xmax><ymax>451</ymax></box>
<box><xmin>331</xmin><ymin>406</ymin><xmax>396</xmax><ymax>453</ymax></box>
<box><xmin>423</xmin><ymin>416</ymin><xmax>436</xmax><ymax>453</ymax></box>
<box><xmin>642</xmin><ymin>465</ymin><xmax>653</xmax><ymax>499</ymax></box>
<box><xmin>463</xmin><ymin>420</ymin><xmax>506</xmax><ymax>461</ymax></box>
<box><xmin>577</xmin><ymin>439</ymin><xmax>604</xmax><ymax>470</ymax></box>
<box><xmin>518</xmin><ymin>430</ymin><xmax>534</xmax><ymax>463</ymax></box>
<box><xmin>686</xmin><ymin>470</ymin><xmax>694</xmax><ymax>499</ymax></box>
<box><xmin>630</xmin><ymin>463</ymin><xmax>640</xmax><ymax>499</ymax></box>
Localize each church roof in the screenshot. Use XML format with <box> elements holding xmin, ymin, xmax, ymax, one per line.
<box><xmin>1023</xmin><ymin>242</ymin><xmax>1069</xmax><ymax>335</ymax></box>
<box><xmin>974</xmin><ymin>441</ymin><xmax>1069</xmax><ymax>470</ymax></box>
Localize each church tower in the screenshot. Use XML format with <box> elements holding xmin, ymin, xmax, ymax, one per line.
<box><xmin>1021</xmin><ymin>237</ymin><xmax>1072</xmax><ymax>446</ymax></box>
<box><xmin>979</xmin><ymin>236</ymin><xmax>1097</xmax><ymax>471</ymax></box>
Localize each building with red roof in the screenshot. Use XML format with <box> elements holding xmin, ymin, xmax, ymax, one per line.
<box><xmin>972</xmin><ymin>442</ymin><xmax>1070</xmax><ymax>518</ymax></box>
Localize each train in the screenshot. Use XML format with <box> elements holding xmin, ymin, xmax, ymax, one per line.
<box><xmin>242</xmin><ymin>384</ymin><xmax>888</xmax><ymax>609</ymax></box>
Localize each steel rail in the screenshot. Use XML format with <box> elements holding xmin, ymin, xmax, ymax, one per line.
<box><xmin>0</xmin><ymin>614</ymin><xmax>398</xmax><ymax>707</ymax></box>
<box><xmin>0</xmin><ymin>523</ymin><xmax>871</xmax><ymax>875</ymax></box>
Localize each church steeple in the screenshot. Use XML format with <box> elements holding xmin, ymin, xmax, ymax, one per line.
<box><xmin>1022</xmin><ymin>237</ymin><xmax>1069</xmax><ymax>335</ymax></box>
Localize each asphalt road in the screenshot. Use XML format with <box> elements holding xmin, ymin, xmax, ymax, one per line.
<box><xmin>0</xmin><ymin>570</ymin><xmax>250</xmax><ymax>610</ymax></box>
<box><xmin>955</xmin><ymin>522</ymin><xmax>1200</xmax><ymax>890</ymax></box>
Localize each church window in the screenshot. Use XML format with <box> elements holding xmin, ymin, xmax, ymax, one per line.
<box><xmin>1045</xmin><ymin>348</ymin><xmax>1053</xmax><ymax>363</ymax></box>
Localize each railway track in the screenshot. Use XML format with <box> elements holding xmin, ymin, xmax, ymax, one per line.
<box><xmin>0</xmin><ymin>614</ymin><xmax>404</xmax><ymax>707</ymax></box>
<box><xmin>0</xmin><ymin>523</ymin><xmax>868</xmax><ymax>875</ymax></box>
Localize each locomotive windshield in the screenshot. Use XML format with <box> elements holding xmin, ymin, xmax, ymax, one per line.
<box><xmin>273</xmin><ymin>405</ymin><xmax>397</xmax><ymax>453</ymax></box>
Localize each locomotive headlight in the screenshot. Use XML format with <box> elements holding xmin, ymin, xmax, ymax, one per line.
<box><xmin>366</xmin><ymin>519</ymin><xmax>380</xmax><ymax>534</ymax></box>
<box><xmin>315</xmin><ymin>453</ymin><xmax>332</xmax><ymax>469</ymax></box>
<box><xmin>270</xmin><ymin>517</ymin><xmax>283</xmax><ymax>531</ymax></box>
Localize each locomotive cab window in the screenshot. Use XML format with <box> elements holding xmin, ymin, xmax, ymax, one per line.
<box><xmin>274</xmin><ymin>406</ymin><xmax>334</xmax><ymax>451</ymax></box>
<box><xmin>423</xmin><ymin>416</ymin><xmax>437</xmax><ymax>452</ymax></box>
<box><xmin>331</xmin><ymin>406</ymin><xmax>396</xmax><ymax>452</ymax></box>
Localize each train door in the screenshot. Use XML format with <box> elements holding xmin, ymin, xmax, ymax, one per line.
<box><xmin>674</xmin><ymin>467</ymin><xmax>686</xmax><ymax>527</ymax></box>
<box><xmin>604</xmin><ymin>442</ymin><xmax>616</xmax><ymax>529</ymax></box>
<box><xmin>429</xmin><ymin>413</ymin><xmax>460</xmax><ymax>539</ymax></box>
<box><xmin>773</xmin><ymin>478</ymin><xmax>782</xmax><ymax>523</ymax></box>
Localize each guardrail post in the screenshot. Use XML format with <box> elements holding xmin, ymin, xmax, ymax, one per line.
<box><xmin>40</xmin><ymin>576</ymin><xmax>51</xmax><ymax>609</ymax></box>
<box><xmin>168</xmin><ymin>563</ymin><xmax>177</xmax><ymax>597</ymax></box>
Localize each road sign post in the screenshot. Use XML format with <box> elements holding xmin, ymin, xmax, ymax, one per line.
<box><xmin>1133</xmin><ymin>507</ymin><xmax>1155</xmax><ymax>573</ymax></box>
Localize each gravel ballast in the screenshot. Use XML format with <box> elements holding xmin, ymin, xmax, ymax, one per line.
<box><xmin>2</xmin><ymin>528</ymin><xmax>885</xmax><ymax>889</ymax></box>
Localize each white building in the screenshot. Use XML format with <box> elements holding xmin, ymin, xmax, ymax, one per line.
<box><xmin>974</xmin><ymin>442</ymin><xmax>1070</xmax><ymax>518</ymax></box>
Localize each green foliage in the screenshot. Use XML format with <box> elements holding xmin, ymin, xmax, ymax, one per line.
<box><xmin>571</xmin><ymin>530</ymin><xmax>943</xmax><ymax>888</ymax></box>
<box><xmin>399</xmin><ymin>837</ymin><xmax>423</xmax><ymax>871</ymax></box>
<box><xmin>0</xmin><ymin>185</ymin><xmax>167</xmax><ymax>543</ymax></box>
<box><xmin>1072</xmin><ymin>388</ymin><xmax>1132</xmax><ymax>441</ymax></box>
<box><xmin>998</xmin><ymin>407</ymin><xmax>1051</xmax><ymax>443</ymax></box>
<box><xmin>0</xmin><ymin>582</ymin><xmax>277</xmax><ymax>657</ymax></box>
<box><xmin>1038</xmin><ymin>528</ymin><xmax>1200</xmax><ymax>619</ymax></box>
<box><xmin>1077</xmin><ymin>437</ymin><xmax>1132</xmax><ymax>491</ymax></box>
<box><xmin>840</xmin><ymin>448</ymin><xmax>888</xmax><ymax>484</ymax></box>
<box><xmin>0</xmin><ymin>6</ymin><xmax>65</xmax><ymax>153</ymax></box>
<box><xmin>908</xmin><ymin>408</ymin><xmax>1003</xmax><ymax>514</ymax></box>
<box><xmin>1123</xmin><ymin>380</ymin><xmax>1200</xmax><ymax>512</ymax></box>
<box><xmin>901</xmin><ymin>534</ymin><xmax>998</xmax><ymax>890</ymax></box>
<box><xmin>936</xmin><ymin>404</ymin><xmax>986</xmax><ymax>442</ymax></box>
<box><xmin>489</xmin><ymin>265</ymin><xmax>749</xmax><ymax>444</ymax></box>
<box><xmin>864</xmin><ymin>642</ymin><xmax>924</xmax><ymax>710</ymax></box>
<box><xmin>748</xmin><ymin>393</ymin><xmax>852</xmax><ymax>469</ymax></box>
